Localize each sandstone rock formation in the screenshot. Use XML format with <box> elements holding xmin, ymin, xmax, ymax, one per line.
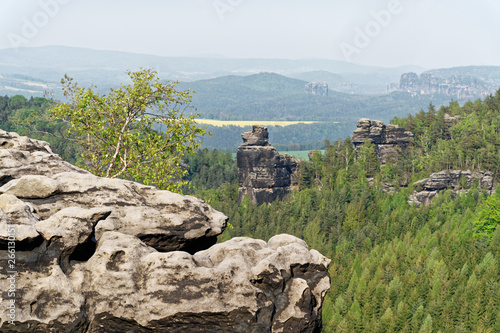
<box><xmin>0</xmin><ymin>128</ymin><xmax>330</xmax><ymax>332</ymax></box>
<box><xmin>237</xmin><ymin>126</ymin><xmax>300</xmax><ymax>205</ymax></box>
<box><xmin>352</xmin><ymin>118</ymin><xmax>414</xmax><ymax>164</ymax></box>
<box><xmin>0</xmin><ymin>130</ymin><xmax>87</xmax><ymax>187</ymax></box>
<box><xmin>305</xmin><ymin>81</ymin><xmax>328</xmax><ymax>96</ymax></box>
<box><xmin>398</xmin><ymin>72</ymin><xmax>492</xmax><ymax>99</ymax></box>
<box><xmin>408</xmin><ymin>170</ymin><xmax>495</xmax><ymax>207</ymax></box>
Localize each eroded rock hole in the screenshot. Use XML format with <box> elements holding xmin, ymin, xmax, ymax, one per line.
<box><xmin>0</xmin><ymin>175</ymin><xmax>14</xmax><ymax>187</ymax></box>
<box><xmin>69</xmin><ymin>231</ymin><xmax>97</xmax><ymax>262</ymax></box>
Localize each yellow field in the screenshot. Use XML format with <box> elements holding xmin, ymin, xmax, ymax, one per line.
<box><xmin>195</xmin><ymin>119</ymin><xmax>320</xmax><ymax>127</ymax></box>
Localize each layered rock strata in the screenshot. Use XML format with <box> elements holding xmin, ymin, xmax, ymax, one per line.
<box><xmin>237</xmin><ymin>126</ymin><xmax>300</xmax><ymax>205</ymax></box>
<box><xmin>352</xmin><ymin>118</ymin><xmax>414</xmax><ymax>164</ymax></box>
<box><xmin>408</xmin><ymin>170</ymin><xmax>495</xmax><ymax>206</ymax></box>
<box><xmin>0</xmin><ymin>129</ymin><xmax>330</xmax><ymax>332</ymax></box>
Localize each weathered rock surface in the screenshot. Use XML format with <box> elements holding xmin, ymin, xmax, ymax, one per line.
<box><xmin>0</xmin><ymin>193</ymin><xmax>40</xmax><ymax>246</ymax></box>
<box><xmin>408</xmin><ymin>170</ymin><xmax>495</xmax><ymax>206</ymax></box>
<box><xmin>241</xmin><ymin>125</ymin><xmax>270</xmax><ymax>147</ymax></box>
<box><xmin>305</xmin><ymin>81</ymin><xmax>328</xmax><ymax>96</ymax></box>
<box><xmin>352</xmin><ymin>118</ymin><xmax>414</xmax><ymax>164</ymax></box>
<box><xmin>0</xmin><ymin>171</ymin><xmax>227</xmax><ymax>255</ymax></box>
<box><xmin>237</xmin><ymin>126</ymin><xmax>300</xmax><ymax>205</ymax></box>
<box><xmin>0</xmin><ymin>129</ymin><xmax>88</xmax><ymax>187</ymax></box>
<box><xmin>0</xmin><ymin>129</ymin><xmax>331</xmax><ymax>332</ymax></box>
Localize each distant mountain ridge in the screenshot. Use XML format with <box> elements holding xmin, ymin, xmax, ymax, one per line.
<box><xmin>1</xmin><ymin>45</ymin><xmax>498</xmax><ymax>126</ymax></box>
<box><xmin>0</xmin><ymin>45</ymin><xmax>424</xmax><ymax>96</ymax></box>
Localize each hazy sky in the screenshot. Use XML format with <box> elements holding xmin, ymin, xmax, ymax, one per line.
<box><xmin>0</xmin><ymin>0</ymin><xmax>499</xmax><ymax>69</ymax></box>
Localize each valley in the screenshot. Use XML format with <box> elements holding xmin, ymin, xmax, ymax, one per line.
<box><xmin>1</xmin><ymin>46</ymin><xmax>500</xmax><ymax>333</ymax></box>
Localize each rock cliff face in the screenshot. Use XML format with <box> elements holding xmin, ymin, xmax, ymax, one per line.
<box><xmin>237</xmin><ymin>126</ymin><xmax>300</xmax><ymax>205</ymax></box>
<box><xmin>305</xmin><ymin>81</ymin><xmax>328</xmax><ymax>96</ymax></box>
<box><xmin>398</xmin><ymin>72</ymin><xmax>491</xmax><ymax>99</ymax></box>
<box><xmin>408</xmin><ymin>170</ymin><xmax>495</xmax><ymax>207</ymax></box>
<box><xmin>352</xmin><ymin>118</ymin><xmax>414</xmax><ymax>164</ymax></box>
<box><xmin>0</xmin><ymin>129</ymin><xmax>330</xmax><ymax>332</ymax></box>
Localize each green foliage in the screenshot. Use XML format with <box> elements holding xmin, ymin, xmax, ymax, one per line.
<box><xmin>183</xmin><ymin>148</ymin><xmax>238</xmax><ymax>193</ymax></box>
<box><xmin>392</xmin><ymin>90</ymin><xmax>500</xmax><ymax>178</ymax></box>
<box><xmin>48</xmin><ymin>68</ymin><xmax>206</xmax><ymax>193</ymax></box>
<box><xmin>0</xmin><ymin>95</ymin><xmax>79</xmax><ymax>163</ymax></box>
<box><xmin>357</xmin><ymin>139</ymin><xmax>380</xmax><ymax>177</ymax></box>
<box><xmin>474</xmin><ymin>189</ymin><xmax>500</xmax><ymax>240</ymax></box>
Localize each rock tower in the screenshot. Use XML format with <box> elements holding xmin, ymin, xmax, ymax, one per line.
<box><xmin>237</xmin><ymin>126</ymin><xmax>300</xmax><ymax>205</ymax></box>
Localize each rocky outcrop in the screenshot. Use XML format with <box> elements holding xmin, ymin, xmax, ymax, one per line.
<box><xmin>305</xmin><ymin>81</ymin><xmax>328</xmax><ymax>96</ymax></box>
<box><xmin>408</xmin><ymin>170</ymin><xmax>495</xmax><ymax>206</ymax></box>
<box><xmin>237</xmin><ymin>126</ymin><xmax>300</xmax><ymax>205</ymax></box>
<box><xmin>352</xmin><ymin>118</ymin><xmax>414</xmax><ymax>164</ymax></box>
<box><xmin>444</xmin><ymin>113</ymin><xmax>462</xmax><ymax>127</ymax></box>
<box><xmin>0</xmin><ymin>129</ymin><xmax>330</xmax><ymax>332</ymax></box>
<box><xmin>398</xmin><ymin>72</ymin><xmax>491</xmax><ymax>99</ymax></box>
<box><xmin>0</xmin><ymin>130</ymin><xmax>87</xmax><ymax>187</ymax></box>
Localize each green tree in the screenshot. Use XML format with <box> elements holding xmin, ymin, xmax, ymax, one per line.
<box><xmin>48</xmin><ymin>68</ymin><xmax>206</xmax><ymax>193</ymax></box>
<box><xmin>356</xmin><ymin>138</ymin><xmax>379</xmax><ymax>177</ymax></box>
<box><xmin>419</xmin><ymin>314</ymin><xmax>433</xmax><ymax>333</ymax></box>
<box><xmin>474</xmin><ymin>190</ymin><xmax>500</xmax><ymax>240</ymax></box>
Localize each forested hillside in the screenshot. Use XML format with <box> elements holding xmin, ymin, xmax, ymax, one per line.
<box><xmin>178</xmin><ymin>72</ymin><xmax>455</xmax><ymax>123</ymax></box>
<box><xmin>0</xmin><ymin>95</ymin><xmax>78</xmax><ymax>162</ymax></box>
<box><xmin>192</xmin><ymin>91</ymin><xmax>500</xmax><ymax>332</ymax></box>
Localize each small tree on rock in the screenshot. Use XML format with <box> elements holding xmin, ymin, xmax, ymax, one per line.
<box><xmin>49</xmin><ymin>68</ymin><xmax>206</xmax><ymax>193</ymax></box>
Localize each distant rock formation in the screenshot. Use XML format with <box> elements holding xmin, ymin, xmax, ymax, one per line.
<box><xmin>398</xmin><ymin>72</ymin><xmax>491</xmax><ymax>99</ymax></box>
<box><xmin>408</xmin><ymin>170</ymin><xmax>495</xmax><ymax>206</ymax></box>
<box><xmin>237</xmin><ymin>126</ymin><xmax>300</xmax><ymax>205</ymax></box>
<box><xmin>444</xmin><ymin>113</ymin><xmax>462</xmax><ymax>127</ymax></box>
<box><xmin>352</xmin><ymin>118</ymin><xmax>414</xmax><ymax>164</ymax></box>
<box><xmin>0</xmin><ymin>128</ymin><xmax>330</xmax><ymax>332</ymax></box>
<box><xmin>305</xmin><ymin>81</ymin><xmax>328</xmax><ymax>96</ymax></box>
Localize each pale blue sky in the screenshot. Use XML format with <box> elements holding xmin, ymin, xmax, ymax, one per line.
<box><xmin>0</xmin><ymin>0</ymin><xmax>499</xmax><ymax>69</ymax></box>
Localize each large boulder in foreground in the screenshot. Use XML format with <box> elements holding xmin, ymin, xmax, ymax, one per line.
<box><xmin>0</xmin><ymin>129</ymin><xmax>226</xmax><ymax>254</ymax></box>
<box><xmin>0</xmin><ymin>129</ymin><xmax>331</xmax><ymax>332</ymax></box>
